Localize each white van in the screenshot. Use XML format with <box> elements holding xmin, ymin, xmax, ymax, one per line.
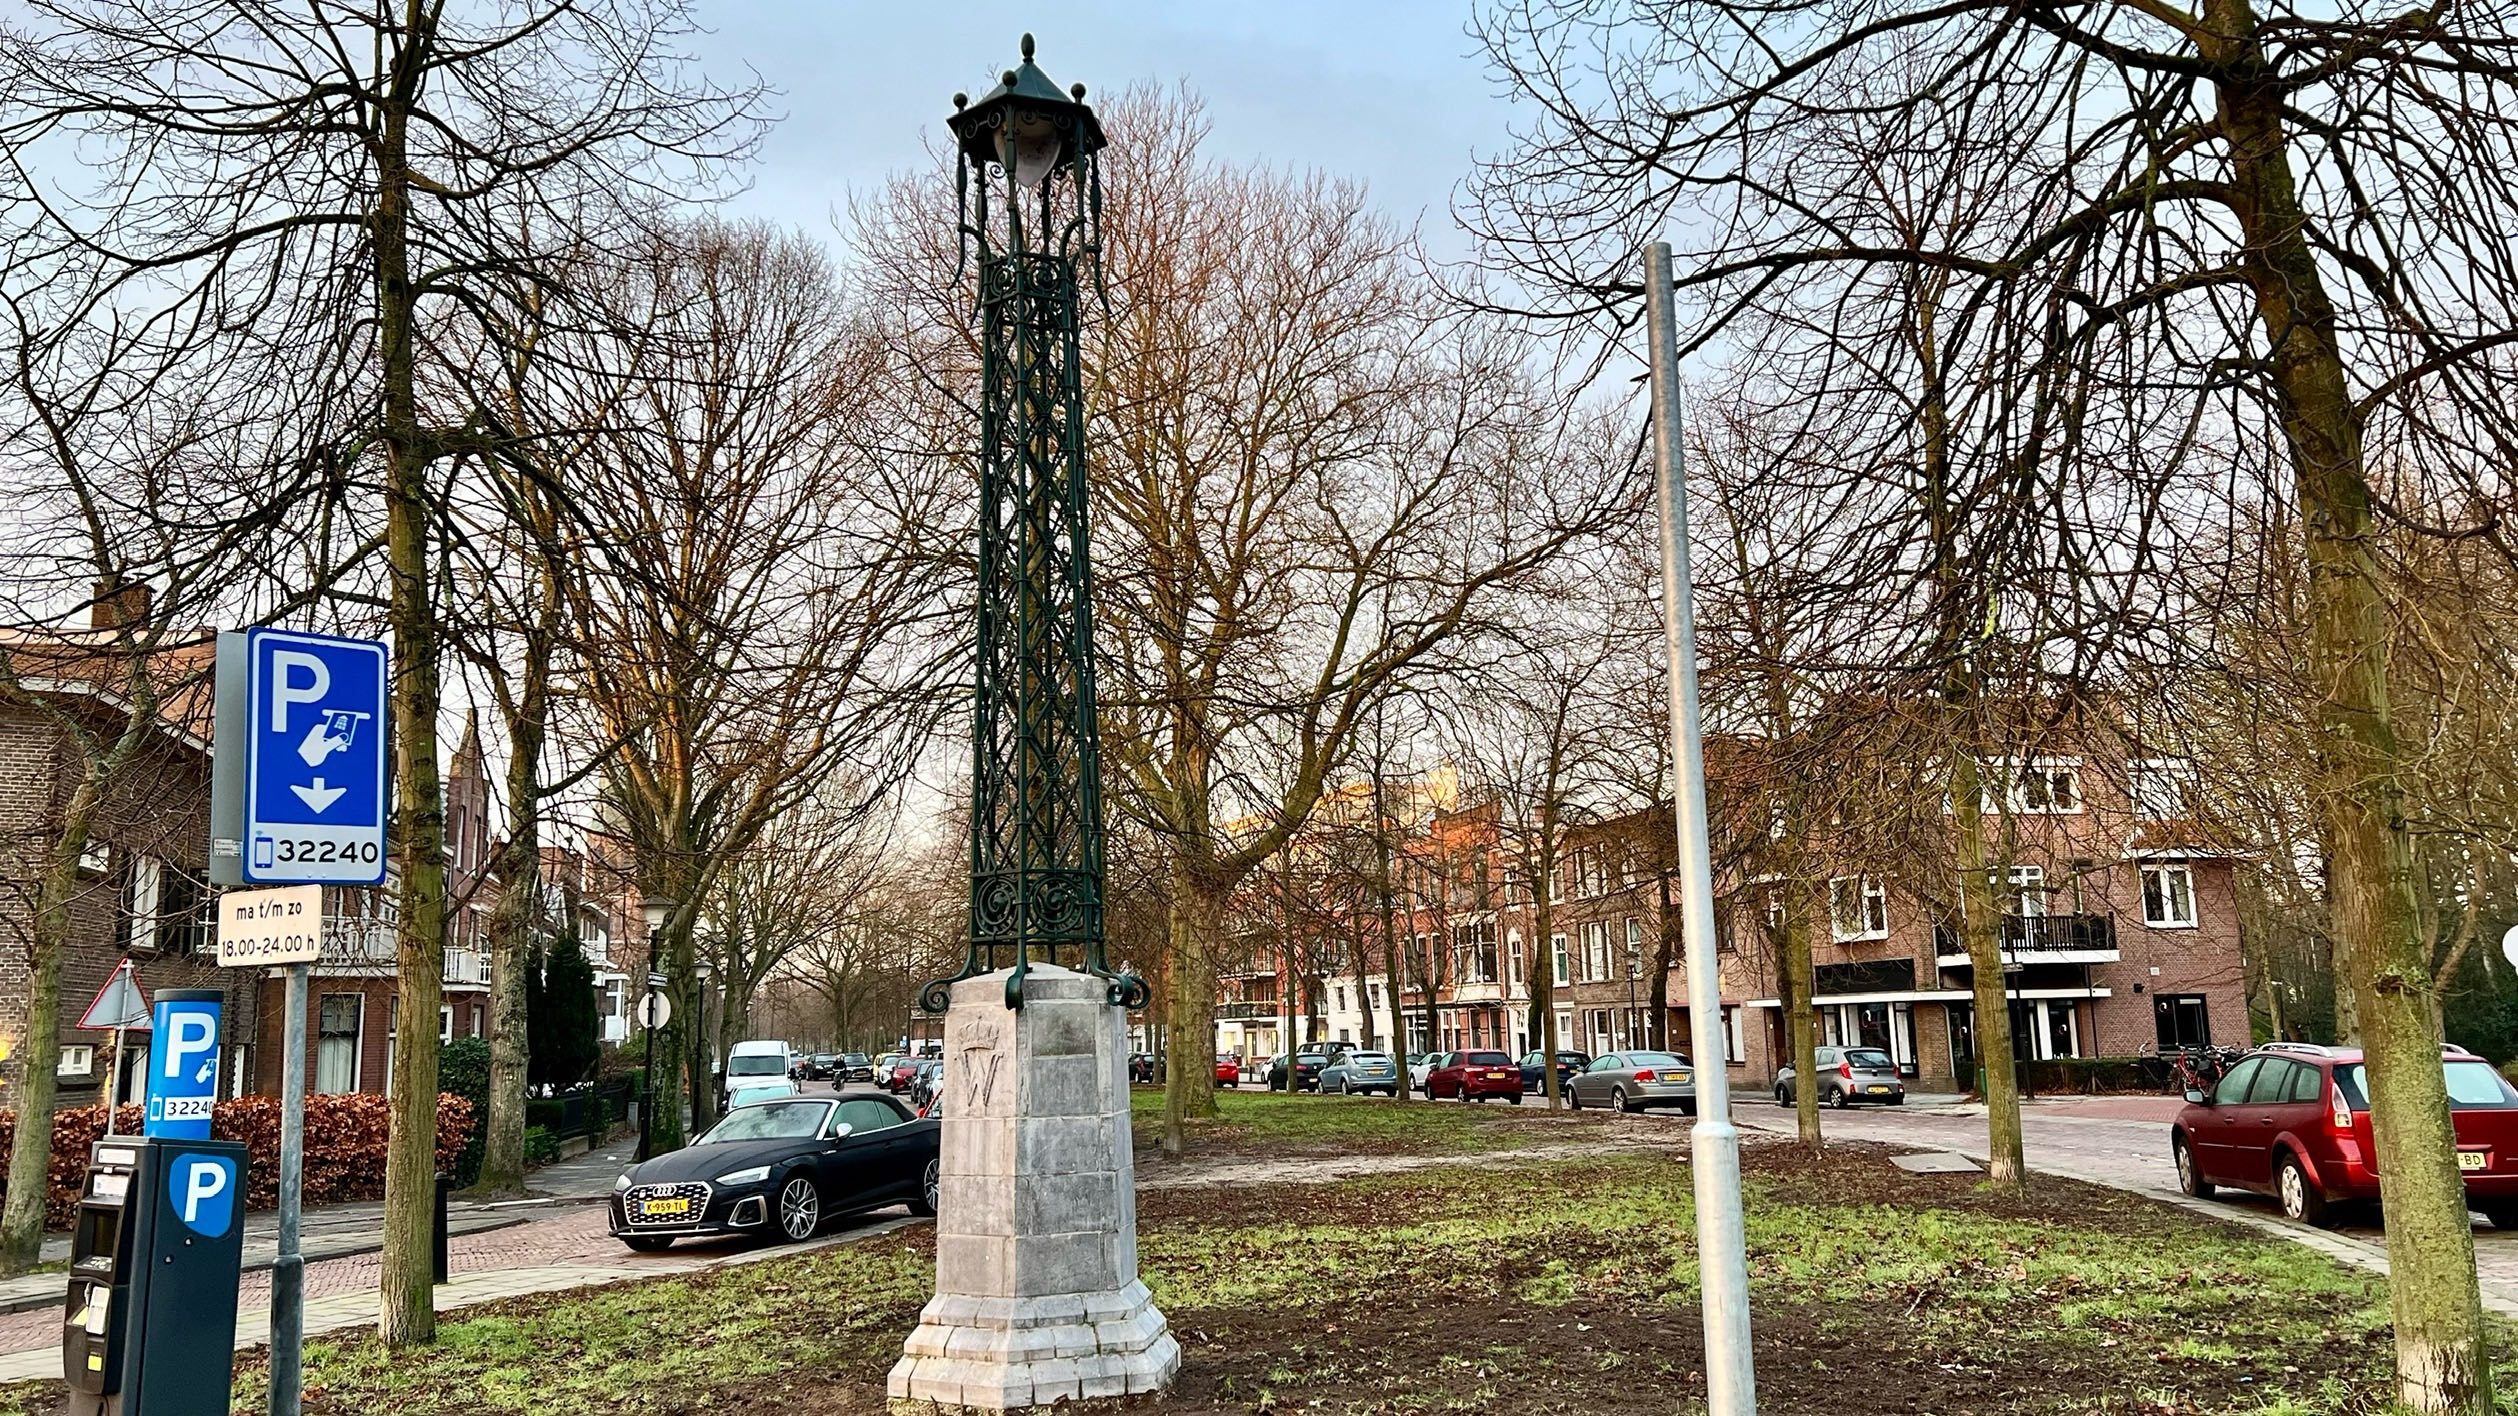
<box><xmin>724</xmin><ymin>1039</ymin><xmax>798</xmax><ymax>1108</ymax></box>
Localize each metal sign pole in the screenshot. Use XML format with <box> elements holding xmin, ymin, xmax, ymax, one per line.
<box><xmin>270</xmin><ymin>960</ymin><xmax>309</xmax><ymax>1416</ymax></box>
<box><xmin>101</xmin><ymin>1028</ymin><xmax>121</xmax><ymax>1138</ymax></box>
<box><xmin>1644</xmin><ymin>239</ymin><xmax>1758</xmax><ymax>1416</ymax></box>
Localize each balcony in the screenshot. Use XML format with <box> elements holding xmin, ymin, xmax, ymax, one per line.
<box><xmin>1935</xmin><ymin>913</ymin><xmax>2117</xmax><ymax>968</ymax></box>
<box><xmin>1216</xmin><ymin>1000</ymin><xmax>1282</xmax><ymax>1022</ymax></box>
<box><xmin>317</xmin><ymin>919</ymin><xmax>396</xmax><ymax>969</ymax></box>
<box><xmin>444</xmin><ymin>948</ymin><xmax>490</xmax><ymax>987</ymax></box>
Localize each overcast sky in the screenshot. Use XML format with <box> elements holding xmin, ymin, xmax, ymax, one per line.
<box><xmin>687</xmin><ymin>3</ymin><xmax>1510</xmax><ymax>257</ymax></box>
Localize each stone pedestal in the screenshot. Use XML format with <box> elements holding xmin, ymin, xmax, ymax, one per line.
<box><xmin>888</xmin><ymin>964</ymin><xmax>1179</xmax><ymax>1411</ymax></box>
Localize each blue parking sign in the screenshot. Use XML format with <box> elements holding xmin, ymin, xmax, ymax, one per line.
<box><xmin>241</xmin><ymin>628</ymin><xmax>388</xmax><ymax>885</ymax></box>
<box><xmin>144</xmin><ymin>991</ymin><xmax>222</xmax><ymax>1140</ymax></box>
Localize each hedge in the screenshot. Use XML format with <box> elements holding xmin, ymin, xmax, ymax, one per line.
<box><xmin>0</xmin><ymin>1093</ymin><xmax>475</xmax><ymax>1230</ymax></box>
<box><xmin>2018</xmin><ymin>1056</ymin><xmax>2157</xmax><ymax>1095</ymax></box>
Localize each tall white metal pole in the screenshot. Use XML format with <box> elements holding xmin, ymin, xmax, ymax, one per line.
<box><xmin>1645</xmin><ymin>239</ymin><xmax>1758</xmax><ymax>1415</ymax></box>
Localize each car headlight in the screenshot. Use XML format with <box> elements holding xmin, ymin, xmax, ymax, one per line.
<box><xmin>614</xmin><ymin>1173</ymin><xmax>632</xmax><ymax>1192</ymax></box>
<box><xmin>715</xmin><ymin>1165</ymin><xmax>772</xmax><ymax>1186</ymax></box>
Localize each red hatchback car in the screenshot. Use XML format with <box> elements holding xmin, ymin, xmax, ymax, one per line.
<box><xmin>1427</xmin><ymin>1049</ymin><xmax>1525</xmax><ymax>1103</ymax></box>
<box><xmin>2171</xmin><ymin>1042</ymin><xmax>2518</xmax><ymax>1227</ymax></box>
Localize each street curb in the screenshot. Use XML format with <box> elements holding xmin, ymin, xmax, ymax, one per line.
<box><xmin>0</xmin><ymin>1214</ymin><xmax>536</xmax><ymax>1317</ymax></box>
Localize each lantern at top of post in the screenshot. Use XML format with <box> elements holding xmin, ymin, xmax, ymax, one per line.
<box><xmin>949</xmin><ymin>34</ymin><xmax>1106</xmax><ymax>268</ymax></box>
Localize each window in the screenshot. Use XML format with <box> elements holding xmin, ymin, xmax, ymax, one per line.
<box><xmin>1624</xmin><ymin>917</ymin><xmax>1645</xmax><ymax>976</ymax></box>
<box><xmin>317</xmin><ymin>994</ymin><xmax>363</xmax><ymax>1094</ymax></box>
<box><xmin>1508</xmin><ymin>931</ymin><xmax>1525</xmax><ymax>987</ymax></box>
<box><xmin>77</xmin><ymin>840</ymin><xmax>110</xmax><ymax>876</ymax></box>
<box><xmin>1721</xmin><ymin>1006</ymin><xmax>1745</xmax><ymax>1064</ymax></box>
<box><xmin>1829</xmin><ymin>877</ymin><xmax>1888</xmax><ymax>941</ymax></box>
<box><xmin>121</xmin><ymin>857</ymin><xmax>162</xmax><ymax>953</ymax></box>
<box><xmin>438</xmin><ymin>1005</ymin><xmax>454</xmax><ymax>1043</ymax></box>
<box><xmin>2153</xmin><ymin>994</ymin><xmax>2210</xmax><ymax>1050</ymax></box>
<box><xmin>2000</xmin><ymin>865</ymin><xmax>2047</xmax><ymax>917</ymax></box>
<box><xmin>1550</xmin><ymin>935</ymin><xmax>1569</xmax><ymax>988</ymax></box>
<box><xmin>2141</xmin><ymin>863</ymin><xmax>2198</xmax><ymax>928</ymax></box>
<box><xmin>57</xmin><ymin>1045</ymin><xmax>94</xmax><ymax>1079</ymax></box>
<box><xmin>2211</xmin><ymin>1056</ymin><xmax>2263</xmax><ymax>1106</ymax></box>
<box><xmin>2130</xmin><ymin>758</ymin><xmax>2192</xmax><ymax>820</ymax></box>
<box><xmin>1334</xmin><ymin>985</ymin><xmax>1347</xmax><ymax>1012</ymax></box>
<box><xmin>1990</xmin><ymin>759</ymin><xmax>2082</xmax><ymax>814</ymax></box>
<box><xmin>835</xmin><ymin>1097</ymin><xmax>904</xmax><ymax>1134</ymax></box>
<box><xmin>1582</xmin><ymin>922</ymin><xmax>1612</xmax><ymax>981</ymax></box>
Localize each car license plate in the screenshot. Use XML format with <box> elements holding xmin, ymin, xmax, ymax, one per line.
<box><xmin>2461</xmin><ymin>1151</ymin><xmax>2490</xmax><ymax>1172</ymax></box>
<box><xmin>641</xmin><ymin>1197</ymin><xmax>692</xmax><ymax>1219</ymax></box>
<box><xmin>1867</xmin><ymin>1085</ymin><xmax>1892</xmax><ymax>1095</ymax></box>
<box><xmin>1486</xmin><ymin>1070</ymin><xmax>1509</xmax><ymax>1080</ymax></box>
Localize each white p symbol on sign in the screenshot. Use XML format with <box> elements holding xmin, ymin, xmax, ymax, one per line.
<box><xmin>163</xmin><ymin>1012</ymin><xmax>217</xmax><ymax>1079</ymax></box>
<box><xmin>269</xmin><ymin>650</ymin><xmax>330</xmax><ymax>732</ymax></box>
<box><xmin>182</xmin><ymin>1161</ymin><xmax>227</xmax><ymax>1223</ymax></box>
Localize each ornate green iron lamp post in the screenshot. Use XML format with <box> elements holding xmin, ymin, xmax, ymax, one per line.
<box><xmin>921</xmin><ymin>36</ymin><xmax>1144</xmax><ymax>1015</ymax></box>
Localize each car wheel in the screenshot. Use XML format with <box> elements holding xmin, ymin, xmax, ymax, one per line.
<box><xmin>2484</xmin><ymin>1205</ymin><xmax>2518</xmax><ymax>1231</ymax></box>
<box><xmin>2277</xmin><ymin>1152</ymin><xmax>2328</xmax><ymax>1226</ymax></box>
<box><xmin>777</xmin><ymin>1174</ymin><xmax>822</xmax><ymax>1242</ymax></box>
<box><xmin>911</xmin><ymin>1158</ymin><xmax>939</xmax><ymax>1217</ymax></box>
<box><xmin>1775</xmin><ymin>1084</ymin><xmax>1791</xmax><ymax>1108</ymax></box>
<box><xmin>621</xmin><ymin>1235</ymin><xmax>673</xmax><ymax>1253</ymax></box>
<box><xmin>1509</xmin><ymin>1091</ymin><xmax>1523</xmax><ymax>1106</ymax></box>
<box><xmin>1830</xmin><ymin>1086</ymin><xmax>1851</xmax><ymax>1110</ymax></box>
<box><xmin>1567</xmin><ymin>1086</ymin><xmax>1583</xmax><ymax>1111</ymax></box>
<box><xmin>1679</xmin><ymin>1101</ymin><xmax>1697</xmax><ymax>1117</ymax></box>
<box><xmin>1887</xmin><ymin>1094</ymin><xmax>1906</xmax><ymax>1106</ymax></box>
<box><xmin>1612</xmin><ymin>1086</ymin><xmax>1636</xmax><ymax>1114</ymax></box>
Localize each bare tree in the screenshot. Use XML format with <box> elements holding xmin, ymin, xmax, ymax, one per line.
<box><xmin>554</xmin><ymin>219</ymin><xmax>942</xmax><ymax>1149</ymax></box>
<box><xmin>0</xmin><ymin>0</ymin><xmax>763</xmax><ymax>1340</ymax></box>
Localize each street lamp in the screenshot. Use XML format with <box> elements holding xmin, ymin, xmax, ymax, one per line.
<box><xmin>636</xmin><ymin>895</ymin><xmax>675</xmax><ymax>1161</ymax></box>
<box><xmin>920</xmin><ymin>35</ymin><xmax>1144</xmax><ymax>1017</ymax></box>
<box><xmin>693</xmin><ymin>956</ymin><xmax>717</xmax><ymax>1129</ymax></box>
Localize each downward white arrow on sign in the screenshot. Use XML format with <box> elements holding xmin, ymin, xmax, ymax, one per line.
<box><xmin>292</xmin><ymin>778</ymin><xmax>345</xmax><ymax>813</ymax></box>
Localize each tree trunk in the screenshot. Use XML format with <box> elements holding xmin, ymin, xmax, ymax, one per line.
<box><xmin>647</xmin><ymin>908</ymin><xmax>691</xmax><ymax>1154</ymax></box>
<box><xmin>477</xmin><ymin>702</ymin><xmax>544</xmax><ymax>1196</ymax></box>
<box><xmin>1786</xmin><ymin>880</ymin><xmax>1822</xmax><ymax>1150</ymax></box>
<box><xmin>1950</xmin><ymin>753</ymin><xmax>2026</xmax><ymax>1187</ymax></box>
<box><xmin>2202</xmin><ymin>26</ymin><xmax>2491</xmax><ymax>1404</ymax></box>
<box><xmin>1351</xmin><ymin>925</ymin><xmax>1376</xmax><ymax>1052</ymax></box>
<box><xmin>1159</xmin><ymin>859</ymin><xmax>1220</xmax><ymax>1158</ymax></box>
<box><xmin>0</xmin><ymin>815</ymin><xmax>94</xmax><ymax>1273</ymax></box>
<box><xmin>1377</xmin><ymin>820</ymin><xmax>1410</xmax><ymax>1103</ymax></box>
<box><xmin>376</xmin><ymin>51</ymin><xmax>448</xmax><ymax>1346</ymax></box>
<box><xmin>1650</xmin><ymin>861</ymin><xmax>1676</xmax><ymax>1051</ymax></box>
<box><xmin>1532</xmin><ymin>886</ymin><xmax>1561</xmax><ymax>1107</ymax></box>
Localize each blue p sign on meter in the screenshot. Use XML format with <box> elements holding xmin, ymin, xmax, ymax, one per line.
<box><xmin>237</xmin><ymin>628</ymin><xmax>388</xmax><ymax>885</ymax></box>
<box><xmin>144</xmin><ymin>990</ymin><xmax>223</xmax><ymax>1139</ymax></box>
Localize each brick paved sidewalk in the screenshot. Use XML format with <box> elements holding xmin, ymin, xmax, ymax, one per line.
<box><xmin>0</xmin><ymin>1202</ymin><xmax>920</xmax><ymax>1384</ymax></box>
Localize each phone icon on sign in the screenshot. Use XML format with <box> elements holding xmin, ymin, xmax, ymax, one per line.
<box><xmin>253</xmin><ymin>836</ymin><xmax>274</xmax><ymax>869</ymax></box>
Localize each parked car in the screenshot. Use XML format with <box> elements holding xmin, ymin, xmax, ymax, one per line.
<box><xmin>1321</xmin><ymin>1050</ymin><xmax>1400</xmax><ymax>1096</ymax></box>
<box><xmin>1519</xmin><ymin>1049</ymin><xmax>1593</xmax><ymax>1095</ymax></box>
<box><xmin>2172</xmin><ymin>1042</ymin><xmax>2518</xmax><ymax>1227</ymax></box>
<box><xmin>725</xmin><ymin>1040</ymin><xmax>796</xmax><ymax>1108</ymax></box>
<box><xmin>1409</xmin><ymin>1051</ymin><xmax>1451</xmax><ymax>1093</ymax></box>
<box><xmin>1426</xmin><ymin>1049</ymin><xmax>1523</xmax><ymax>1103</ymax></box>
<box><xmin>1215</xmin><ymin>1053</ymin><xmax>1242</xmax><ymax>1087</ymax></box>
<box><xmin>609</xmin><ymin>1095</ymin><xmax>937</xmax><ymax>1251</ymax></box>
<box><xmin>909</xmin><ymin>1059</ymin><xmax>944</xmax><ymax>1111</ymax></box>
<box><xmin>1774</xmin><ymin>1046</ymin><xmax>1906</xmax><ymax>1109</ymax></box>
<box><xmin>1567</xmin><ymin>1051</ymin><xmax>1696</xmax><ymax>1114</ymax></box>
<box><xmin>882</xmin><ymin>1057</ymin><xmax>921</xmax><ymax>1093</ymax></box>
<box><xmin>840</xmin><ymin>1053</ymin><xmax>874</xmax><ymax>1084</ymax></box>
<box><xmin>1266</xmin><ymin>1051</ymin><xmax>1335</xmax><ymax>1093</ymax></box>
<box><xmin>730</xmin><ymin>1078</ymin><xmax>798</xmax><ymax>1108</ymax></box>
<box><xmin>1130</xmin><ymin>1052</ymin><xmax>1158</xmax><ymax>1084</ymax></box>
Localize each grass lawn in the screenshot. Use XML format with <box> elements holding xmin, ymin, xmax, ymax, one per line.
<box><xmin>2</xmin><ymin>1096</ymin><xmax>2490</xmax><ymax>1415</ymax></box>
<box><xmin>1127</xmin><ymin>1085</ymin><xmax>1603</xmax><ymax>1156</ymax></box>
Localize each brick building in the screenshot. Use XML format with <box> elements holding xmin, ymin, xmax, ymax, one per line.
<box><xmin>0</xmin><ymin>607</ymin><xmax>254</xmax><ymax>1108</ymax></box>
<box><xmin>1226</xmin><ymin>736</ymin><xmax>2249</xmax><ymax>1094</ymax></box>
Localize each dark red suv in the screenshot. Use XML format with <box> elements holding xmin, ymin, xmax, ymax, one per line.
<box><xmin>2171</xmin><ymin>1042</ymin><xmax>2518</xmax><ymax>1226</ymax></box>
<box><xmin>1427</xmin><ymin>1049</ymin><xmax>1524</xmax><ymax>1103</ymax></box>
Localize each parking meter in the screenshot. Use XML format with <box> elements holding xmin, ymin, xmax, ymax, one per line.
<box><xmin>61</xmin><ymin>1134</ymin><xmax>247</xmax><ymax>1415</ymax></box>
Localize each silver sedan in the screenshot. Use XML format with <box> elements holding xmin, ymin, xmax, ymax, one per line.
<box><xmin>1567</xmin><ymin>1051</ymin><xmax>1697</xmax><ymax>1114</ymax></box>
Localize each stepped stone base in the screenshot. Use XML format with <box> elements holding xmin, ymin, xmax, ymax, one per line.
<box><xmin>887</xmin><ymin>964</ymin><xmax>1179</xmax><ymax>1411</ymax></box>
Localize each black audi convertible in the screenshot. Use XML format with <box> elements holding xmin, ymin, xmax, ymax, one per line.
<box><xmin>609</xmin><ymin>1094</ymin><xmax>939</xmax><ymax>1250</ymax></box>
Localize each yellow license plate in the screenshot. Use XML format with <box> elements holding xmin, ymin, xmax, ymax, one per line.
<box><xmin>1868</xmin><ymin>1086</ymin><xmax>1892</xmax><ymax>1094</ymax></box>
<box><xmin>641</xmin><ymin>1198</ymin><xmax>693</xmax><ymax>1218</ymax></box>
<box><xmin>2460</xmin><ymin>1152</ymin><xmax>2489</xmax><ymax>1172</ymax></box>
